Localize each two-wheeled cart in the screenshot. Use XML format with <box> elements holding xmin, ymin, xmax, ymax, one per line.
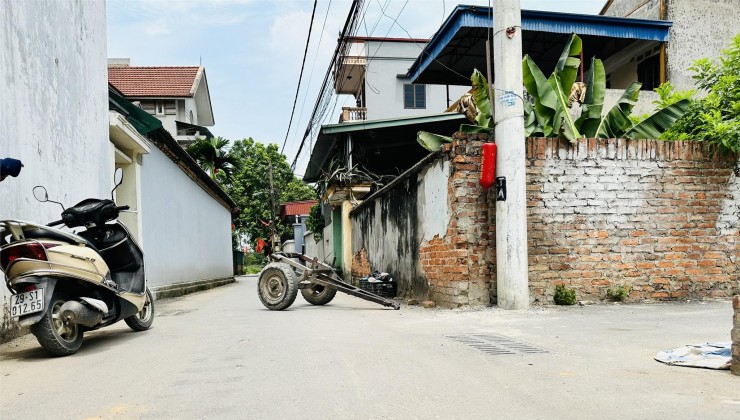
<box><xmin>257</xmin><ymin>253</ymin><xmax>400</xmax><ymax>310</ymax></box>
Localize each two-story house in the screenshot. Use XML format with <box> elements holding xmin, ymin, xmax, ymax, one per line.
<box><xmin>107</xmin><ymin>59</ymin><xmax>214</xmax><ymax>146</ymax></box>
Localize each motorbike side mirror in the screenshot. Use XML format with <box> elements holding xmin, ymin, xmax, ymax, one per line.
<box><xmin>33</xmin><ymin>186</ymin><xmax>49</xmax><ymax>202</ymax></box>
<box><xmin>111</xmin><ymin>168</ymin><xmax>124</xmax><ymax>199</ymax></box>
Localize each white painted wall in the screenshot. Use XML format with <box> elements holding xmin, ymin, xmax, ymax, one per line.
<box><xmin>0</xmin><ymin>1</ymin><xmax>109</xmax><ymax>335</ymax></box>
<box><xmin>364</xmin><ymin>41</ymin><xmax>469</xmax><ymax>120</ymax></box>
<box><xmin>139</xmin><ymin>146</ymin><xmax>232</xmax><ymax>287</ymax></box>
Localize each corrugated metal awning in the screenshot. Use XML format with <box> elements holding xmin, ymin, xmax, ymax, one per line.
<box><xmin>407</xmin><ymin>5</ymin><xmax>672</xmax><ymax>85</ymax></box>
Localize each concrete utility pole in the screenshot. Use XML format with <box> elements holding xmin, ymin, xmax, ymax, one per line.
<box><xmin>493</xmin><ymin>0</ymin><xmax>528</xmax><ymax>309</ymax></box>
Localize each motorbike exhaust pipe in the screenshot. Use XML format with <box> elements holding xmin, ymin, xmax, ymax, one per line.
<box><xmin>59</xmin><ymin>301</ymin><xmax>103</xmax><ymax>327</ymax></box>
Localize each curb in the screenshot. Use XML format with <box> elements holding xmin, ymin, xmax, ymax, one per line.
<box><xmin>151</xmin><ymin>276</ymin><xmax>235</xmax><ymax>300</ymax></box>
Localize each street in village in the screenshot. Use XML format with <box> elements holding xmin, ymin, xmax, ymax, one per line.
<box><xmin>1</xmin><ymin>277</ymin><xmax>738</xmax><ymax>420</ymax></box>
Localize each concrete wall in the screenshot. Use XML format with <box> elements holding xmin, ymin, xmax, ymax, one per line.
<box><xmin>352</xmin><ymin>133</ymin><xmax>739</xmax><ymax>307</ymax></box>
<box><xmin>139</xmin><ymin>146</ymin><xmax>233</xmax><ymax>287</ymax></box>
<box><xmin>364</xmin><ymin>41</ymin><xmax>469</xmax><ymax>120</ymax></box>
<box><xmin>0</xmin><ymin>1</ymin><xmax>109</xmax><ymax>339</ymax></box>
<box><xmin>602</xmin><ymin>0</ymin><xmax>740</xmax><ymax>91</ymax></box>
<box><xmin>350</xmin><ymin>156</ymin><xmax>450</xmax><ymax>298</ymax></box>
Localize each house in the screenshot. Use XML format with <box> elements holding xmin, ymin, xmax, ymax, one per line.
<box><xmin>108</xmin><ymin>85</ymin><xmax>237</xmax><ymax>297</ymax></box>
<box><xmin>405</xmin><ymin>5</ymin><xmax>678</xmax><ymax>113</ymax></box>
<box><xmin>108</xmin><ymin>61</ymin><xmax>215</xmax><ymax>146</ymax></box>
<box><xmin>599</xmin><ymin>0</ymin><xmax>739</xmax><ymax>91</ymax></box>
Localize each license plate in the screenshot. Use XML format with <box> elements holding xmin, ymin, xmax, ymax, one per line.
<box><xmin>10</xmin><ymin>289</ymin><xmax>44</xmax><ymax>317</ymax></box>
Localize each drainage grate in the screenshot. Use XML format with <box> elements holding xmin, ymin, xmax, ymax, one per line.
<box><xmin>446</xmin><ymin>334</ymin><xmax>548</xmax><ymax>355</ymax></box>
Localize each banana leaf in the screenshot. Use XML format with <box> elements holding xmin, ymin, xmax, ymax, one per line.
<box><xmin>623</xmin><ymin>99</ymin><xmax>690</xmax><ymax>139</ymax></box>
<box><xmin>576</xmin><ymin>57</ymin><xmax>606</xmax><ymax>137</ymax></box>
<box><xmin>471</xmin><ymin>69</ymin><xmax>493</xmax><ymax>128</ymax></box>
<box><xmin>523</xmin><ymin>98</ymin><xmax>542</xmax><ymax>137</ymax></box>
<box><xmin>596</xmin><ymin>81</ymin><xmax>642</xmax><ymax>138</ymax></box>
<box><xmin>417</xmin><ymin>131</ymin><xmax>453</xmax><ymax>151</ymax></box>
<box><xmin>551</xmin><ymin>34</ymin><xmax>583</xmax><ymax>142</ymax></box>
<box><xmin>523</xmin><ymin>55</ymin><xmax>557</xmax><ymax>136</ymax></box>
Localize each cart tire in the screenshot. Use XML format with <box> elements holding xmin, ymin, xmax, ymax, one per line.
<box><xmin>258</xmin><ymin>263</ymin><xmax>298</xmax><ymax>310</ymax></box>
<box><xmin>301</xmin><ymin>285</ymin><xmax>337</xmax><ymax>306</ymax></box>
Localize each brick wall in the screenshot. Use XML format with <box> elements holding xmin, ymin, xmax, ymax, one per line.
<box><xmin>526</xmin><ymin>138</ymin><xmax>739</xmax><ymax>303</ymax></box>
<box><xmin>353</xmin><ymin>133</ymin><xmax>739</xmax><ymax>307</ymax></box>
<box><xmin>424</xmin><ymin>134</ymin><xmax>739</xmax><ymax>306</ymax></box>
<box><xmin>419</xmin><ymin>134</ymin><xmax>494</xmax><ymax>307</ymax></box>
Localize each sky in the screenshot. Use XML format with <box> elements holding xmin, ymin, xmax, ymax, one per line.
<box><xmin>107</xmin><ymin>0</ymin><xmax>606</xmax><ymax>174</ymax></box>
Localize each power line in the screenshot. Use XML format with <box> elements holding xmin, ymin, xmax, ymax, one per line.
<box><xmin>281</xmin><ymin>0</ymin><xmax>319</xmax><ymax>155</ymax></box>
<box><xmin>291</xmin><ymin>0</ymin><xmax>365</xmax><ymax>170</ymax></box>
<box><xmin>292</xmin><ymin>0</ymin><xmax>333</xmax><ymax>156</ymax></box>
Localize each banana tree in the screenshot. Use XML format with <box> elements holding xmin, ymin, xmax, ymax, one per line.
<box><xmin>522</xmin><ymin>33</ymin><xmax>689</xmax><ymax>142</ymax></box>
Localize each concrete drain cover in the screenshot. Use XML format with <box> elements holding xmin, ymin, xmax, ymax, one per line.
<box><xmin>446</xmin><ymin>334</ymin><xmax>548</xmax><ymax>355</ymax></box>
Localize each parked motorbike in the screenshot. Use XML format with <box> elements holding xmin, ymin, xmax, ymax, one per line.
<box><xmin>0</xmin><ymin>169</ymin><xmax>154</xmax><ymax>356</ymax></box>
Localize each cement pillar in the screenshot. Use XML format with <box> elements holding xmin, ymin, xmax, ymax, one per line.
<box><xmin>493</xmin><ymin>0</ymin><xmax>529</xmax><ymax>309</ymax></box>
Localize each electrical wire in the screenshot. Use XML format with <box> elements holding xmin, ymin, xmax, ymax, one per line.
<box><xmin>281</xmin><ymin>0</ymin><xmax>319</xmax><ymax>154</ymax></box>
<box><xmin>291</xmin><ymin>0</ymin><xmax>365</xmax><ymax>170</ymax></box>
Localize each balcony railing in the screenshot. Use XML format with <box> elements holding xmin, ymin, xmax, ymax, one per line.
<box><xmin>340</xmin><ymin>107</ymin><xmax>367</xmax><ymax>123</ymax></box>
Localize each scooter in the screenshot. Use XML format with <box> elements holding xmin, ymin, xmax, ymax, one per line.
<box><xmin>0</xmin><ymin>169</ymin><xmax>154</xmax><ymax>356</ymax></box>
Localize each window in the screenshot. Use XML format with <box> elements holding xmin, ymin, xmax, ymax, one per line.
<box><xmin>403</xmin><ymin>84</ymin><xmax>426</xmax><ymax>109</ymax></box>
<box><xmin>637</xmin><ymin>52</ymin><xmax>661</xmax><ymax>91</ymax></box>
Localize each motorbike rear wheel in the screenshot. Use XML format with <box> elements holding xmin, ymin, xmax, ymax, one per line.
<box><xmin>30</xmin><ymin>292</ymin><xmax>84</xmax><ymax>356</ymax></box>
<box><xmin>124</xmin><ymin>288</ymin><xmax>154</xmax><ymax>331</ymax></box>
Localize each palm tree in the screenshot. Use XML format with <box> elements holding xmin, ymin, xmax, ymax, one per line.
<box><xmin>185</xmin><ymin>136</ymin><xmax>241</xmax><ymax>182</ymax></box>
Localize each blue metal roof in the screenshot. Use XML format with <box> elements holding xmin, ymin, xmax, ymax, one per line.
<box><xmin>407</xmin><ymin>5</ymin><xmax>672</xmax><ymax>84</ymax></box>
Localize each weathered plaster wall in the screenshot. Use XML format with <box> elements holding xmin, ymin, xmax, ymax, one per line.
<box><xmin>602</xmin><ymin>0</ymin><xmax>740</xmax><ymax>91</ymax></box>
<box><xmin>0</xmin><ymin>1</ymin><xmax>109</xmax><ymax>340</ymax></box>
<box><xmin>140</xmin><ymin>147</ymin><xmax>233</xmax><ymax>287</ymax></box>
<box><xmin>665</xmin><ymin>0</ymin><xmax>739</xmax><ymax>91</ymax></box>
<box><xmin>350</xmin><ymin>156</ymin><xmax>450</xmax><ymax>298</ymax></box>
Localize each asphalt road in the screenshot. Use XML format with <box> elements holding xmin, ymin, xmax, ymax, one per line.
<box><xmin>1</xmin><ymin>275</ymin><xmax>738</xmax><ymax>419</ymax></box>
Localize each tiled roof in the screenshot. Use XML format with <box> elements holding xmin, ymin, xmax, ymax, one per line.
<box><xmin>108</xmin><ymin>66</ymin><xmax>200</xmax><ymax>97</ymax></box>
<box><xmin>280</xmin><ymin>200</ymin><xmax>317</xmax><ymax>218</ymax></box>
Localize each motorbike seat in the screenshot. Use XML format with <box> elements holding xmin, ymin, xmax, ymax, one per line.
<box><xmin>23</xmin><ymin>227</ymin><xmax>100</xmax><ymax>254</ymax></box>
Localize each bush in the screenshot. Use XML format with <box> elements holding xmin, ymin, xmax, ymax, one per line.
<box><xmin>661</xmin><ymin>34</ymin><xmax>740</xmax><ymax>153</ymax></box>
<box><xmin>606</xmin><ymin>285</ymin><xmax>630</xmax><ymax>302</ymax></box>
<box><xmin>554</xmin><ymin>284</ymin><xmax>576</xmax><ymax>305</ymax></box>
<box><xmin>245</xmin><ymin>265</ymin><xmax>263</xmax><ymax>275</ymax></box>
<box><xmin>306</xmin><ymin>203</ymin><xmax>325</xmax><ymax>242</ymax></box>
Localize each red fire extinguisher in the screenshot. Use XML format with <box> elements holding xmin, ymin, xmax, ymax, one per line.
<box><xmin>479</xmin><ymin>142</ymin><xmax>497</xmax><ymax>189</ymax></box>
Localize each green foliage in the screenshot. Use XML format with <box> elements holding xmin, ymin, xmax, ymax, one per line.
<box><xmin>417</xmin><ymin>131</ymin><xmax>453</xmax><ymax>151</ymax></box>
<box><xmin>554</xmin><ymin>284</ymin><xmax>576</xmax><ymax>305</ymax></box>
<box><xmin>522</xmin><ymin>33</ymin><xmax>688</xmax><ymax>142</ymax></box>
<box><xmin>305</xmin><ymin>203</ymin><xmax>325</xmax><ymax>242</ymax></box>
<box><xmin>225</xmin><ymin>138</ymin><xmax>315</xmax><ymax>247</ymax></box>
<box><xmin>661</xmin><ymin>34</ymin><xmax>740</xmax><ymax>153</ymax></box>
<box><xmin>245</xmin><ymin>265</ymin><xmax>264</xmax><ymax>274</ymax></box>
<box><xmin>606</xmin><ymin>285</ymin><xmax>630</xmax><ymax>302</ymax></box>
<box><xmin>185</xmin><ymin>136</ymin><xmax>241</xmax><ymax>181</ymax></box>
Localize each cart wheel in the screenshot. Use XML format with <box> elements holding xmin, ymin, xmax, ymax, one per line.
<box><xmin>257</xmin><ymin>263</ymin><xmax>298</xmax><ymax>310</ymax></box>
<box><xmin>300</xmin><ymin>284</ymin><xmax>337</xmax><ymax>306</ymax></box>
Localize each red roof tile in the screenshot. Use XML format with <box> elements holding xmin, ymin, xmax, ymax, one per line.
<box><xmin>108</xmin><ymin>66</ymin><xmax>200</xmax><ymax>97</ymax></box>
<box><xmin>280</xmin><ymin>200</ymin><xmax>317</xmax><ymax>218</ymax></box>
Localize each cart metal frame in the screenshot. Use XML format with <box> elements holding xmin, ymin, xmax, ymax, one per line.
<box><xmin>269</xmin><ymin>253</ymin><xmax>400</xmax><ymax>310</ymax></box>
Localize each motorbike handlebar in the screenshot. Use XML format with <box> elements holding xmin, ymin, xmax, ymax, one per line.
<box><xmin>116</xmin><ymin>205</ymin><xmax>130</xmax><ymax>211</ymax></box>
<box><xmin>47</xmin><ymin>219</ymin><xmax>64</xmax><ymax>227</ymax></box>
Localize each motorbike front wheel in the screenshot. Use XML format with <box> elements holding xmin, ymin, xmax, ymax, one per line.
<box><xmin>124</xmin><ymin>288</ymin><xmax>154</xmax><ymax>331</ymax></box>
<box><xmin>30</xmin><ymin>292</ymin><xmax>83</xmax><ymax>356</ymax></box>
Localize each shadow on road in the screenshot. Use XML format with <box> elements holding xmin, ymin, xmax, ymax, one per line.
<box><xmin>0</xmin><ymin>329</ymin><xmax>147</xmax><ymax>362</ymax></box>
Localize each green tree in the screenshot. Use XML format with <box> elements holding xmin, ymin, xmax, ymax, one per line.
<box><xmin>226</xmin><ymin>138</ymin><xmax>315</xmax><ymax>247</ymax></box>
<box><xmin>662</xmin><ymin>34</ymin><xmax>740</xmax><ymax>153</ymax></box>
<box><xmin>185</xmin><ymin>136</ymin><xmax>241</xmax><ymax>181</ymax></box>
